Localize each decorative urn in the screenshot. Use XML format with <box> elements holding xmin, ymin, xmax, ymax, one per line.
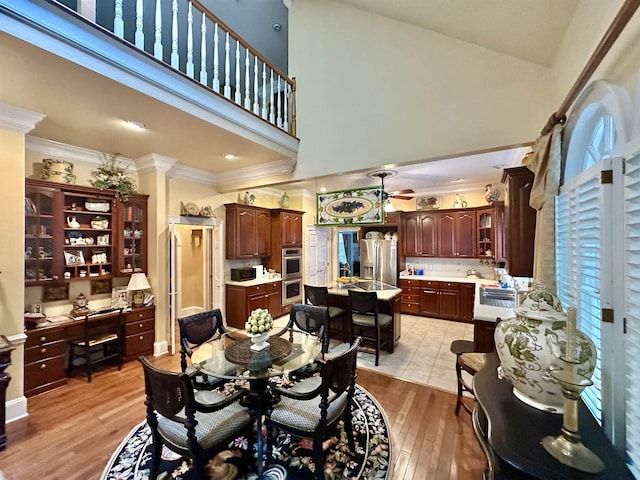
<box><xmin>494</xmin><ymin>284</ymin><xmax>597</xmax><ymax>413</ymax></box>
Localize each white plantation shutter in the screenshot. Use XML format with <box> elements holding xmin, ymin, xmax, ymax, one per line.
<box><xmin>624</xmin><ymin>153</ymin><xmax>640</xmax><ymax>477</ymax></box>
<box><xmin>555</xmin><ymin>160</ymin><xmax>614</xmax><ymax>424</ymax></box>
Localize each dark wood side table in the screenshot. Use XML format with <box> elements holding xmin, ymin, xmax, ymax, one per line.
<box><xmin>0</xmin><ymin>335</ymin><xmax>15</xmax><ymax>451</ymax></box>
<box><xmin>473</xmin><ymin>352</ymin><xmax>633</xmax><ymax>480</ymax></box>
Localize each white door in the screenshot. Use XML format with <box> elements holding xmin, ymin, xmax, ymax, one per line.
<box><xmin>306</xmin><ymin>225</ymin><xmax>330</xmax><ymax>286</ymax></box>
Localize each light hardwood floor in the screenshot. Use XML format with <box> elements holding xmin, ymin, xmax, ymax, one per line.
<box><xmin>1</xmin><ymin>351</ymin><xmax>486</xmax><ymax>479</ymax></box>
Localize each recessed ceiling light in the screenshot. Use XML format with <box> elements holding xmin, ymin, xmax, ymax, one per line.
<box><xmin>126</xmin><ymin>120</ymin><xmax>146</xmax><ymax>130</ymax></box>
<box><xmin>224</xmin><ymin>153</ymin><xmax>236</xmax><ymax>160</ymax></box>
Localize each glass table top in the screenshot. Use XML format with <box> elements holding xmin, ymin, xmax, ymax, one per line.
<box><xmin>190</xmin><ymin>331</ymin><xmax>322</xmax><ymax>380</ymax></box>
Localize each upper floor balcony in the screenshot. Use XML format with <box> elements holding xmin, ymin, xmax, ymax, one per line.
<box><xmin>0</xmin><ymin>0</ymin><xmax>298</xmax><ymax>188</ymax></box>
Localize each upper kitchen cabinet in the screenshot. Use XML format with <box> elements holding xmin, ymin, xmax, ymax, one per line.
<box><xmin>225</xmin><ymin>203</ymin><xmax>271</xmax><ymax>259</ymax></box>
<box><xmin>402</xmin><ymin>212</ymin><xmax>437</xmax><ymax>256</ymax></box>
<box><xmin>437</xmin><ymin>210</ymin><xmax>476</xmax><ymax>257</ymax></box>
<box><xmin>476</xmin><ymin>202</ymin><xmax>504</xmax><ymax>261</ymax></box>
<box><xmin>501</xmin><ymin>167</ymin><xmax>536</xmax><ymax>276</ymax></box>
<box><xmin>114</xmin><ymin>194</ymin><xmax>149</xmax><ymax>275</ymax></box>
<box><xmin>271</xmin><ymin>209</ymin><xmax>303</xmax><ymax>248</ymax></box>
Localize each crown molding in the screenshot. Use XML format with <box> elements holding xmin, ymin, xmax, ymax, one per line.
<box><xmin>216</xmin><ymin>158</ymin><xmax>296</xmax><ymax>189</ymax></box>
<box><xmin>135</xmin><ymin>153</ymin><xmax>177</xmax><ymax>174</ymax></box>
<box><xmin>167</xmin><ymin>163</ymin><xmax>218</xmax><ymax>185</ymax></box>
<box><xmin>26</xmin><ymin>136</ymin><xmax>135</xmax><ymax>166</ymax></box>
<box><xmin>0</xmin><ymin>103</ymin><xmax>45</xmax><ymax>134</ymax></box>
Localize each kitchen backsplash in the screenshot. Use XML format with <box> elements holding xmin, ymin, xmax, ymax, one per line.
<box><xmin>404</xmin><ymin>257</ymin><xmax>497</xmax><ymax>278</ymax></box>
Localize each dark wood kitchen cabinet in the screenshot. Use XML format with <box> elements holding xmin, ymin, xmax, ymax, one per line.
<box><xmin>437</xmin><ymin>210</ymin><xmax>476</xmax><ymax>257</ymax></box>
<box><xmin>114</xmin><ymin>194</ymin><xmax>149</xmax><ymax>276</ymax></box>
<box><xmin>460</xmin><ymin>283</ymin><xmax>475</xmax><ymax>322</ymax></box>
<box><xmin>501</xmin><ymin>167</ymin><xmax>536</xmax><ymax>276</ymax></box>
<box><xmin>267</xmin><ymin>209</ymin><xmax>304</xmax><ymax>273</ymax></box>
<box><xmin>415</xmin><ymin>279</ymin><xmax>474</xmax><ymax>322</ymax></box>
<box><xmin>224</xmin><ymin>203</ymin><xmax>271</xmax><ymax>259</ymax></box>
<box><xmin>225</xmin><ymin>280</ymin><xmax>282</xmax><ymax>329</ymax></box>
<box><xmin>476</xmin><ymin>202</ymin><xmax>504</xmax><ymax>261</ymax></box>
<box><xmin>402</xmin><ymin>212</ymin><xmax>437</xmax><ymax>256</ymax></box>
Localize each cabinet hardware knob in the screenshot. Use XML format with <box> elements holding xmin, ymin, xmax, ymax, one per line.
<box><xmin>138</xmin><ymin>313</ymin><xmax>143</xmax><ymax>318</ymax></box>
<box><xmin>40</xmin><ymin>363</ymin><xmax>46</xmax><ymax>369</ymax></box>
<box><xmin>139</xmin><ymin>323</ymin><xmax>143</xmax><ymax>328</ymax></box>
<box><xmin>40</xmin><ymin>336</ymin><xmax>46</xmax><ymax>342</ymax></box>
<box><xmin>40</xmin><ymin>347</ymin><xmax>47</xmax><ymax>353</ymax></box>
<box><xmin>139</xmin><ymin>336</ymin><xmax>144</xmax><ymax>340</ymax></box>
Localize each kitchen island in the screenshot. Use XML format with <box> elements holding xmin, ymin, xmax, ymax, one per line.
<box><xmin>326</xmin><ymin>281</ymin><xmax>402</xmax><ymax>351</ymax></box>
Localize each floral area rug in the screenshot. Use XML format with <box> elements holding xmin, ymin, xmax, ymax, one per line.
<box><xmin>100</xmin><ymin>384</ymin><xmax>391</xmax><ymax>480</ymax></box>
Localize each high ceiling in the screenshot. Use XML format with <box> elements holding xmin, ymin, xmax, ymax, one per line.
<box><xmin>1</xmin><ymin>1</ymin><xmax>578</xmax><ymax>192</ymax></box>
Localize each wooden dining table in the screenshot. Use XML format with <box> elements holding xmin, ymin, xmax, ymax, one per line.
<box><xmin>190</xmin><ymin>330</ymin><xmax>322</xmax><ymax>476</ymax></box>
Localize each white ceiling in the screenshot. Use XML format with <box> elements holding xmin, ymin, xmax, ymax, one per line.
<box><xmin>2</xmin><ymin>1</ymin><xmax>577</xmax><ymax>192</ymax></box>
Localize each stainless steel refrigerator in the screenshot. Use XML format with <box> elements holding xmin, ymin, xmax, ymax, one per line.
<box><xmin>360</xmin><ymin>239</ymin><xmax>397</xmax><ymax>286</ymax></box>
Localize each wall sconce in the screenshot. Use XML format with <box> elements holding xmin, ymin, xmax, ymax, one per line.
<box><xmin>191</xmin><ymin>228</ymin><xmax>203</xmax><ymax>247</ymax></box>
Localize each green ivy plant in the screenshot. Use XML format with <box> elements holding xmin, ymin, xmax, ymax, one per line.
<box><xmin>90</xmin><ymin>153</ymin><xmax>137</xmax><ymax>203</ymax></box>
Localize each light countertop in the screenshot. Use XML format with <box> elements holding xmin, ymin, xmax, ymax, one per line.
<box><xmin>399</xmin><ymin>274</ymin><xmax>514</xmax><ymax>322</ymax></box>
<box><xmin>225</xmin><ymin>276</ymin><xmax>282</xmax><ymax>287</ymax></box>
<box><xmin>326</xmin><ymin>284</ymin><xmax>402</xmax><ymax>301</ymax></box>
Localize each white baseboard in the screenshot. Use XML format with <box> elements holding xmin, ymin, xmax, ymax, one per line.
<box><xmin>6</xmin><ymin>396</ymin><xmax>28</xmax><ymax>423</ymax></box>
<box><xmin>153</xmin><ymin>340</ymin><xmax>168</xmax><ymax>357</ymax></box>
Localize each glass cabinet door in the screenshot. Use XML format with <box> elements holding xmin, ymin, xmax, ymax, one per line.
<box><xmin>25</xmin><ymin>183</ymin><xmax>63</xmax><ymax>284</ymax></box>
<box><xmin>116</xmin><ymin>195</ymin><xmax>148</xmax><ymax>275</ymax></box>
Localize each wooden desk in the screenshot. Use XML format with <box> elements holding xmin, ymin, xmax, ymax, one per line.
<box><xmin>473</xmin><ymin>352</ymin><xmax>633</xmax><ymax>479</ymax></box>
<box><xmin>24</xmin><ymin>306</ymin><xmax>155</xmax><ymax>397</ymax></box>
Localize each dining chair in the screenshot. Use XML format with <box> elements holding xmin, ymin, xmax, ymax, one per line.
<box><xmin>348</xmin><ymin>290</ymin><xmax>392</xmax><ymax>366</ymax></box>
<box><xmin>177</xmin><ymin>308</ymin><xmax>228</xmax><ymax>389</ymax></box>
<box><xmin>265</xmin><ymin>337</ymin><xmax>361</xmax><ymax>480</ymax></box>
<box><xmin>67</xmin><ymin>307</ymin><xmax>124</xmax><ymax>382</ymax></box>
<box><xmin>304</xmin><ymin>284</ymin><xmax>346</xmax><ymax>342</ymax></box>
<box><xmin>139</xmin><ymin>356</ymin><xmax>252</xmax><ymax>480</ymax></box>
<box><xmin>285</xmin><ymin>303</ymin><xmax>329</xmax><ymax>356</ymax></box>
<box><xmin>450</xmin><ymin>317</ymin><xmax>502</xmax><ymax>415</ymax></box>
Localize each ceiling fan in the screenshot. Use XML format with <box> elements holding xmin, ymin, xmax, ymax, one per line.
<box><xmin>367</xmin><ymin>169</ymin><xmax>415</xmax><ymax>200</ymax></box>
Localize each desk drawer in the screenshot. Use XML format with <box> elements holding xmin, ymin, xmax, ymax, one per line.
<box><xmin>25</xmin><ymin>328</ymin><xmax>65</xmax><ymax>348</ymax></box>
<box><xmin>125</xmin><ymin>331</ymin><xmax>154</xmax><ymax>357</ymax></box>
<box><xmin>25</xmin><ymin>340</ymin><xmax>65</xmax><ymax>364</ymax></box>
<box><xmin>125</xmin><ymin>308</ymin><xmax>154</xmax><ymax>323</ymax></box>
<box><xmin>124</xmin><ymin>318</ymin><xmax>154</xmax><ymax>336</ymax></box>
<box><xmin>24</xmin><ymin>355</ymin><xmax>66</xmax><ymax>392</ymax></box>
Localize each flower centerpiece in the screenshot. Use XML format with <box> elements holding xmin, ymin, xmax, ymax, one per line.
<box><xmin>90</xmin><ymin>153</ymin><xmax>137</xmax><ymax>203</ymax></box>
<box><xmin>245</xmin><ymin>308</ymin><xmax>274</xmax><ymax>351</ymax></box>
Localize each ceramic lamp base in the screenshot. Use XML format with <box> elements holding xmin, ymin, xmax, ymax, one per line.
<box><xmin>250</xmin><ymin>332</ymin><xmax>270</xmax><ymax>351</ymax></box>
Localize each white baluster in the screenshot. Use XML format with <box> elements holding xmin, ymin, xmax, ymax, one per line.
<box><xmin>135</xmin><ymin>0</ymin><xmax>144</xmax><ymax>48</ymax></box>
<box><xmin>114</xmin><ymin>0</ymin><xmax>124</xmax><ymax>38</ymax></box>
<box><xmin>213</xmin><ymin>24</ymin><xmax>220</xmax><ymax>91</ymax></box>
<box><xmin>186</xmin><ymin>2</ymin><xmax>194</xmax><ymax>77</ymax></box>
<box><xmin>253</xmin><ymin>57</ymin><xmax>259</xmax><ymax>114</ymax></box>
<box><xmin>284</xmin><ymin>82</ymin><xmax>289</xmax><ymax>132</ymax></box>
<box><xmin>269</xmin><ymin>69</ymin><xmax>275</xmax><ymax>124</ymax></box>
<box><xmin>154</xmin><ymin>0</ymin><xmax>163</xmax><ymax>60</ymax></box>
<box><xmin>244</xmin><ymin>49</ymin><xmax>251</xmax><ymax>109</ymax></box>
<box><xmin>224</xmin><ymin>32</ymin><xmax>231</xmax><ymax>98</ymax></box>
<box><xmin>276</xmin><ymin>76</ymin><xmax>282</xmax><ymax>128</ymax></box>
<box><xmin>261</xmin><ymin>63</ymin><xmax>267</xmax><ymax>119</ymax></box>
<box><xmin>235</xmin><ymin>40</ymin><xmax>241</xmax><ymax>104</ymax></box>
<box><xmin>199</xmin><ymin>13</ymin><xmax>207</xmax><ymax>85</ymax></box>
<box><xmin>171</xmin><ymin>0</ymin><xmax>179</xmax><ymax>69</ymax></box>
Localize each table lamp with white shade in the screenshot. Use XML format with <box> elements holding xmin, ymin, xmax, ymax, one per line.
<box><xmin>127</xmin><ymin>273</ymin><xmax>151</xmax><ymax>307</ymax></box>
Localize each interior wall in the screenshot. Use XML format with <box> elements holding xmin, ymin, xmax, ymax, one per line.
<box><xmin>288</xmin><ymin>0</ymin><xmax>554</xmax><ymax>180</ymax></box>
<box><xmin>178</xmin><ymin>226</ymin><xmax>204</xmax><ymax>310</ymax></box>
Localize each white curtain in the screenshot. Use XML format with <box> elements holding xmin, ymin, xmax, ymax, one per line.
<box><xmin>522</xmin><ymin>123</ymin><xmax>563</xmax><ymax>292</ymax></box>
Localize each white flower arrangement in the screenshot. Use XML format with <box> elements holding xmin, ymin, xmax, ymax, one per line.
<box><xmin>245</xmin><ymin>308</ymin><xmax>274</xmax><ymax>335</ymax></box>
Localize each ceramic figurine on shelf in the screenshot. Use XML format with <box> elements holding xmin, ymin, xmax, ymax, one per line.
<box><xmin>279</xmin><ymin>192</ymin><xmax>289</xmax><ymax>208</ymax></box>
<box><xmin>70</xmin><ymin>292</ymin><xmax>91</xmax><ymax>317</ymax></box>
<box><xmin>244</xmin><ymin>191</ymin><xmax>255</xmax><ymax>205</ymax></box>
<box><xmin>453</xmin><ymin>194</ymin><xmax>467</xmax><ymax>208</ymax></box>
<box><xmin>484</xmin><ymin>184</ymin><xmax>501</xmax><ymax>204</ymax></box>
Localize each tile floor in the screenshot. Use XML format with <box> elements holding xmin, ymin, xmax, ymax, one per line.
<box><xmin>274</xmin><ymin>313</ymin><xmax>474</xmax><ymax>394</ymax></box>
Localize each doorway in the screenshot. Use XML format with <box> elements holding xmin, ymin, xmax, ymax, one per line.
<box><xmin>168</xmin><ymin>219</ymin><xmax>223</xmax><ymax>354</ymax></box>
<box><xmin>337</xmin><ymin>230</ymin><xmax>360</xmax><ymax>277</ymax></box>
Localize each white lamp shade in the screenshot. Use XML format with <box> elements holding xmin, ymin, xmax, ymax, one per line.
<box><xmin>127</xmin><ymin>273</ymin><xmax>151</xmax><ymax>291</ymax></box>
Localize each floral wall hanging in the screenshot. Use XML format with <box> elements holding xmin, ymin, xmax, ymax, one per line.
<box><xmin>316</xmin><ymin>186</ymin><xmax>384</xmax><ymax>225</ymax></box>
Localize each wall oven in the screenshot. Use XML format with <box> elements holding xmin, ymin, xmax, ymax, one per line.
<box><xmin>283</xmin><ymin>277</ymin><xmax>302</xmax><ymax>305</ymax></box>
<box><xmin>282</xmin><ymin>248</ymin><xmax>302</xmax><ymax>279</ymax></box>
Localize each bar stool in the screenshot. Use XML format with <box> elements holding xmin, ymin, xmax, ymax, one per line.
<box><xmin>304</xmin><ymin>285</ymin><xmax>345</xmax><ymax>342</ymax></box>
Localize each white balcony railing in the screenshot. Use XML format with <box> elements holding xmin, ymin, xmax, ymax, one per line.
<box><xmin>66</xmin><ymin>0</ymin><xmax>296</xmax><ymax>136</ymax></box>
